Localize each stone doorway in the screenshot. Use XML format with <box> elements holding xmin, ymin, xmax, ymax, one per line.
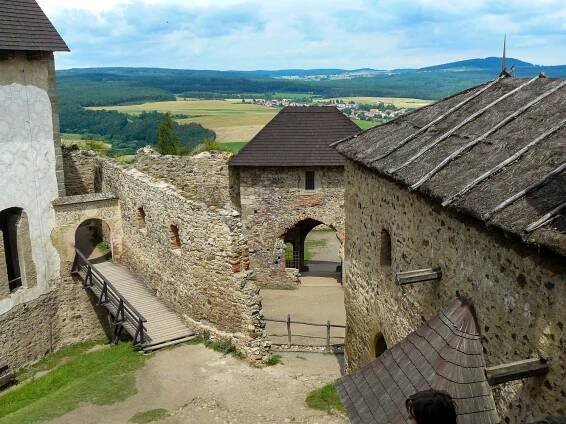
<box><xmin>74</xmin><ymin>219</ymin><xmax>113</xmax><ymax>264</ymax></box>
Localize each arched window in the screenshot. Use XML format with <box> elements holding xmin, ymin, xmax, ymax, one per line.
<box><xmin>137</xmin><ymin>207</ymin><xmax>146</xmax><ymax>229</ymax></box>
<box><xmin>380</xmin><ymin>229</ymin><xmax>392</xmax><ymax>266</ymax></box>
<box><xmin>374</xmin><ymin>333</ymin><xmax>388</xmax><ymax>357</ymax></box>
<box><xmin>0</xmin><ymin>207</ymin><xmax>36</xmax><ymax>293</ymax></box>
<box><xmin>170</xmin><ymin>224</ymin><xmax>181</xmax><ymax>249</ymax></box>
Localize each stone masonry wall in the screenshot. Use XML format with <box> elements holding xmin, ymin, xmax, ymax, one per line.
<box><xmin>134</xmin><ymin>147</ymin><xmax>233</xmax><ymax>209</ymax></box>
<box><xmin>343</xmin><ymin>160</ymin><xmax>566</xmax><ymax>423</ymax></box>
<box><xmin>62</xmin><ymin>148</ymin><xmax>99</xmax><ymax>196</ymax></box>
<box><xmin>237</xmin><ymin>166</ymin><xmax>344</xmax><ymax>288</ymax></box>
<box><xmin>0</xmin><ymin>276</ymin><xmax>107</xmax><ymax>370</ymax></box>
<box><xmin>85</xmin><ymin>154</ymin><xmax>268</xmax><ymax>361</ymax></box>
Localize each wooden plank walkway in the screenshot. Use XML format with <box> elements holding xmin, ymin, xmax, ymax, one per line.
<box><xmin>95</xmin><ymin>261</ymin><xmax>195</xmax><ymax>351</ymax></box>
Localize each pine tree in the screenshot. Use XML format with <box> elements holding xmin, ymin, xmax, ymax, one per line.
<box><xmin>156</xmin><ymin>114</ymin><xmax>180</xmax><ymax>155</ymax></box>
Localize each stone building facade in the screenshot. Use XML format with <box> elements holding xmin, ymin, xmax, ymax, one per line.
<box><xmin>335</xmin><ymin>76</ymin><xmax>566</xmax><ymax>422</ymax></box>
<box><xmin>0</xmin><ymin>2</ymin><xmax>106</xmax><ymax>369</ymax></box>
<box><xmin>230</xmin><ymin>106</ymin><xmax>359</xmax><ymax>287</ymax></box>
<box><xmin>236</xmin><ymin>166</ymin><xmax>345</xmax><ymax>287</ymax></box>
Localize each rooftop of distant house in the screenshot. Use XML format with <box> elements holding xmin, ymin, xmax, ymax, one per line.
<box><xmin>0</xmin><ymin>0</ymin><xmax>69</xmax><ymax>52</ymax></box>
<box><xmin>230</xmin><ymin>106</ymin><xmax>360</xmax><ymax>167</ymax></box>
<box><xmin>335</xmin><ymin>75</ymin><xmax>566</xmax><ymax>256</ymax></box>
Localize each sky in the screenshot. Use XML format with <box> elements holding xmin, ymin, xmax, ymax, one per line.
<box><xmin>37</xmin><ymin>0</ymin><xmax>566</xmax><ymax>70</ymax></box>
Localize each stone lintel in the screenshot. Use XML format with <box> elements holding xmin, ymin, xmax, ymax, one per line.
<box><xmin>52</xmin><ymin>192</ymin><xmax>118</xmax><ymax>207</ymax></box>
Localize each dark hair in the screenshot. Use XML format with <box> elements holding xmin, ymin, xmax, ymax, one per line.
<box><xmin>406</xmin><ymin>390</ymin><xmax>457</xmax><ymax>424</ymax></box>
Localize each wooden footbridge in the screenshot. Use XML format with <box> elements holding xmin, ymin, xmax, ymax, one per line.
<box><xmin>73</xmin><ymin>249</ymin><xmax>195</xmax><ymax>352</ymax></box>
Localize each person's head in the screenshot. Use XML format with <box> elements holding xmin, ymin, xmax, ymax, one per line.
<box><xmin>405</xmin><ymin>390</ymin><xmax>457</xmax><ymax>424</ymax></box>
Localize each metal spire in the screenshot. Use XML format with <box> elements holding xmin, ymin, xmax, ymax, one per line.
<box><xmin>499</xmin><ymin>35</ymin><xmax>509</xmax><ymax>77</ymax></box>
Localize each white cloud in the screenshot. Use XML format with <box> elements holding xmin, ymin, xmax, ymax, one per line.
<box><xmin>38</xmin><ymin>0</ymin><xmax>566</xmax><ymax>69</ymax></box>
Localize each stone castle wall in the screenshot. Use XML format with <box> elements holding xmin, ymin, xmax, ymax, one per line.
<box><xmin>134</xmin><ymin>147</ymin><xmax>233</xmax><ymax>208</ymax></box>
<box><xmin>343</xmin><ymin>161</ymin><xmax>566</xmax><ymax>423</ymax></box>
<box><xmin>61</xmin><ymin>150</ymin><xmax>268</xmax><ymax>361</ymax></box>
<box><xmin>62</xmin><ymin>148</ymin><xmax>99</xmax><ymax>196</ymax></box>
<box><xmin>0</xmin><ymin>276</ymin><xmax>107</xmax><ymax>370</ymax></box>
<box><xmin>237</xmin><ymin>166</ymin><xmax>344</xmax><ymax>288</ymax></box>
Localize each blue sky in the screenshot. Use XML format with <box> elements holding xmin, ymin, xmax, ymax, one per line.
<box><xmin>38</xmin><ymin>0</ymin><xmax>566</xmax><ymax>70</ymax></box>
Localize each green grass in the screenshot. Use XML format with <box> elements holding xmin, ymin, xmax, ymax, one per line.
<box><xmin>305</xmin><ymin>383</ymin><xmax>345</xmax><ymax>414</ymax></box>
<box><xmin>354</xmin><ymin>119</ymin><xmax>379</xmax><ymax>130</ymax></box>
<box><xmin>0</xmin><ymin>343</ymin><xmax>146</xmax><ymax>424</ymax></box>
<box><xmin>189</xmin><ymin>332</ymin><xmax>243</xmax><ymax>358</ymax></box>
<box><xmin>128</xmin><ymin>408</ymin><xmax>169</xmax><ymax>423</ymax></box>
<box><xmin>221</xmin><ymin>141</ymin><xmax>248</xmax><ymax>153</ymax></box>
<box><xmin>16</xmin><ymin>340</ymin><xmax>103</xmax><ymax>382</ymax></box>
<box><xmin>265</xmin><ymin>354</ymin><xmax>283</xmax><ymax>366</ymax></box>
<box><xmin>191</xmin><ymin>139</ymin><xmax>233</xmax><ymax>155</ymax></box>
<box><xmin>304</xmin><ymin>239</ymin><xmax>327</xmax><ymax>262</ymax></box>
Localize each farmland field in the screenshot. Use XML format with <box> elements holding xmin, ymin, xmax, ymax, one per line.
<box><xmin>316</xmin><ymin>96</ymin><xmax>432</xmax><ymax>108</ymax></box>
<box><xmin>354</xmin><ymin>119</ymin><xmax>379</xmax><ymax>130</ymax></box>
<box><xmin>89</xmin><ymin>100</ymin><xmax>279</xmax><ymax>143</ymax></box>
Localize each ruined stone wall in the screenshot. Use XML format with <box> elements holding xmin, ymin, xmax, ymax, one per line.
<box><xmin>84</xmin><ymin>155</ymin><xmax>268</xmax><ymax>361</ymax></box>
<box><xmin>0</xmin><ymin>276</ymin><xmax>107</xmax><ymax>370</ymax></box>
<box><xmin>343</xmin><ymin>160</ymin><xmax>566</xmax><ymax>423</ymax></box>
<box><xmin>134</xmin><ymin>147</ymin><xmax>233</xmax><ymax>208</ymax></box>
<box><xmin>237</xmin><ymin>166</ymin><xmax>344</xmax><ymax>288</ymax></box>
<box><xmin>62</xmin><ymin>148</ymin><xmax>99</xmax><ymax>196</ymax></box>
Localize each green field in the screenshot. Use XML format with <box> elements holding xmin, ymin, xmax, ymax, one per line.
<box><xmin>317</xmin><ymin>96</ymin><xmax>432</xmax><ymax>108</ymax></box>
<box><xmin>354</xmin><ymin>120</ymin><xmax>379</xmax><ymax>130</ymax></box>
<box><xmin>89</xmin><ymin>100</ymin><xmax>278</xmax><ymax>143</ymax></box>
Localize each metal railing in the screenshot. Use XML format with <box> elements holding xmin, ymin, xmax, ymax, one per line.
<box><xmin>72</xmin><ymin>248</ymin><xmax>148</xmax><ymax>346</ymax></box>
<box><xmin>264</xmin><ymin>314</ymin><xmax>345</xmax><ymax>351</ymax></box>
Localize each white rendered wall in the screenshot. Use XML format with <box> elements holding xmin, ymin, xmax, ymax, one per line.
<box><xmin>0</xmin><ymin>58</ymin><xmax>61</xmax><ymax>313</ymax></box>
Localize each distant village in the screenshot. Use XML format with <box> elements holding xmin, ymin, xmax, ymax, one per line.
<box><xmin>250</xmin><ymin>97</ymin><xmax>409</xmax><ymax>122</ymax></box>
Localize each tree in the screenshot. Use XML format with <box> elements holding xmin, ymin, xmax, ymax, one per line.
<box><xmin>156</xmin><ymin>113</ymin><xmax>180</xmax><ymax>155</ymax></box>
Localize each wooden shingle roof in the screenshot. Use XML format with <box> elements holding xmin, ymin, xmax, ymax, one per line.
<box><xmin>336</xmin><ymin>297</ymin><xmax>499</xmax><ymax>424</ymax></box>
<box><xmin>230</xmin><ymin>106</ymin><xmax>360</xmax><ymax>167</ymax></box>
<box><xmin>335</xmin><ymin>76</ymin><xmax>566</xmax><ymax>256</ymax></box>
<box><xmin>0</xmin><ymin>0</ymin><xmax>69</xmax><ymax>52</ymax></box>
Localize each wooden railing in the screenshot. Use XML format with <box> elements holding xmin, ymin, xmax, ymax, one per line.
<box><xmin>72</xmin><ymin>249</ymin><xmax>148</xmax><ymax>346</ymax></box>
<box><xmin>265</xmin><ymin>314</ymin><xmax>345</xmax><ymax>351</ymax></box>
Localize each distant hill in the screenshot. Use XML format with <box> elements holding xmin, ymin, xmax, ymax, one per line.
<box><xmin>57</xmin><ymin>57</ymin><xmax>566</xmax><ymax>108</ymax></box>
<box><xmin>418</xmin><ymin>57</ymin><xmax>566</xmax><ymax>77</ymax></box>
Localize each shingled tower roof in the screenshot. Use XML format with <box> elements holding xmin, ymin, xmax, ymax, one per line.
<box><xmin>336</xmin><ymin>297</ymin><xmax>498</xmax><ymax>424</ymax></box>
<box><xmin>335</xmin><ymin>76</ymin><xmax>566</xmax><ymax>256</ymax></box>
<box><xmin>230</xmin><ymin>106</ymin><xmax>360</xmax><ymax>167</ymax></box>
<box><xmin>0</xmin><ymin>0</ymin><xmax>69</xmax><ymax>52</ymax></box>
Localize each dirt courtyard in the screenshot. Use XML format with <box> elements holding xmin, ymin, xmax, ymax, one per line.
<box><xmin>48</xmin><ymin>345</ymin><xmax>346</xmax><ymax>424</ymax></box>
<box><xmin>261</xmin><ymin>228</ymin><xmax>345</xmax><ymax>347</ymax></box>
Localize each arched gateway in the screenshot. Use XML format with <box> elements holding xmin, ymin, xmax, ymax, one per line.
<box><xmin>230</xmin><ymin>106</ymin><xmax>359</xmax><ymax>288</ymax></box>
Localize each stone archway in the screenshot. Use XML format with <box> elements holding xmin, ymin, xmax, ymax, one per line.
<box><xmin>51</xmin><ymin>194</ymin><xmax>122</xmax><ymax>275</ymax></box>
<box><xmin>279</xmin><ymin>218</ymin><xmax>342</xmax><ymax>275</ymax></box>
<box><xmin>75</xmin><ymin>218</ymin><xmax>113</xmax><ymax>264</ymax></box>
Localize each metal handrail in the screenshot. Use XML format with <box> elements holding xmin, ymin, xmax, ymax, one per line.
<box><xmin>74</xmin><ymin>248</ymin><xmax>147</xmax><ymax>323</ymax></box>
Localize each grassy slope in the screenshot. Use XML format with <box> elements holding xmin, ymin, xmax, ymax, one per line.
<box><xmin>0</xmin><ymin>343</ymin><xmax>145</xmax><ymax>424</ymax></box>
<box><xmin>89</xmin><ymin>100</ymin><xmax>278</xmax><ymax>143</ymax></box>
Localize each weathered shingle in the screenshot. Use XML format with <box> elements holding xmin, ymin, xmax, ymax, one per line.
<box><xmin>336</xmin><ymin>297</ymin><xmax>499</xmax><ymax>424</ymax></box>
<box><xmin>230</xmin><ymin>106</ymin><xmax>360</xmax><ymax>167</ymax></box>
<box><xmin>335</xmin><ymin>76</ymin><xmax>566</xmax><ymax>256</ymax></box>
<box><xmin>0</xmin><ymin>0</ymin><xmax>69</xmax><ymax>52</ymax></box>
